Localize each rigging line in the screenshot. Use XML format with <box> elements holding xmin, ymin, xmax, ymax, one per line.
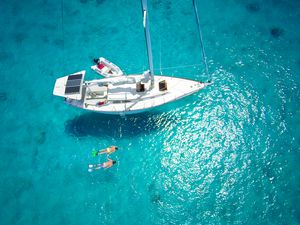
<box><xmin>154</xmin><ymin>63</ymin><xmax>203</xmax><ymax>70</ymax></box>
<box><xmin>193</xmin><ymin>0</ymin><xmax>211</xmax><ymax>83</ymax></box>
<box><xmin>136</xmin><ymin>63</ymin><xmax>202</xmax><ymax>74</ymax></box>
<box><xmin>159</xmin><ymin>1</ymin><xmax>163</xmax><ymax>75</ymax></box>
<box><xmin>61</xmin><ymin>0</ymin><xmax>65</xmax><ymax>73</ymax></box>
<box><xmin>159</xmin><ymin>31</ymin><xmax>162</xmax><ymax>75</ymax></box>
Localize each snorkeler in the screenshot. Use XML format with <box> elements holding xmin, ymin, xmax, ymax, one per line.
<box><xmin>92</xmin><ymin>146</ymin><xmax>118</xmax><ymax>157</ymax></box>
<box><xmin>88</xmin><ymin>159</ymin><xmax>116</xmax><ymax>172</ymax></box>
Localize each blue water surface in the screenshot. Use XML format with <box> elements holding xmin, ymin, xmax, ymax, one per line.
<box><xmin>0</xmin><ymin>0</ymin><xmax>299</xmax><ymax>224</ymax></box>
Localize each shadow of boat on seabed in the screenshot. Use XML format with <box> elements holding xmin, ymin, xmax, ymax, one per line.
<box><xmin>65</xmin><ymin>111</ymin><xmax>179</xmax><ymax>139</ymax></box>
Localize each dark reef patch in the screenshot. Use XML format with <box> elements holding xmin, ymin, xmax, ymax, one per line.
<box><xmin>36</xmin><ymin>130</ymin><xmax>47</xmax><ymax>145</ymax></box>
<box><xmin>151</xmin><ymin>193</ymin><xmax>161</xmax><ymax>203</ymax></box>
<box><xmin>48</xmin><ymin>71</ymin><xmax>54</xmax><ymax>77</ymax></box>
<box><xmin>42</xmin><ymin>35</ymin><xmax>50</xmax><ymax>44</ymax></box>
<box><xmin>96</xmin><ymin>0</ymin><xmax>105</xmax><ymax>6</ymax></box>
<box><xmin>270</xmin><ymin>27</ymin><xmax>284</xmax><ymax>38</ymax></box>
<box><xmin>12</xmin><ymin>2</ymin><xmax>21</xmax><ymax>15</ymax></box>
<box><xmin>42</xmin><ymin>23</ymin><xmax>56</xmax><ymax>31</ymax></box>
<box><xmin>32</xmin><ymin>127</ymin><xmax>48</xmax><ymax>145</ymax></box>
<box><xmin>241</xmin><ymin>47</ymin><xmax>249</xmax><ymax>52</ymax></box>
<box><xmin>245</xmin><ymin>2</ymin><xmax>260</xmax><ymax>12</ymax></box>
<box><xmin>13</xmin><ymin>177</ymin><xmax>33</xmax><ymax>200</ymax></box>
<box><xmin>164</xmin><ymin>0</ymin><xmax>171</xmax><ymax>10</ymax></box>
<box><xmin>148</xmin><ymin>182</ymin><xmax>162</xmax><ymax>204</ymax></box>
<box><xmin>0</xmin><ymin>92</ymin><xmax>7</xmax><ymax>102</ymax></box>
<box><xmin>14</xmin><ymin>33</ymin><xmax>27</xmax><ymax>44</ymax></box>
<box><xmin>0</xmin><ymin>51</ymin><xmax>13</xmax><ymax>61</ymax></box>
<box><xmin>182</xmin><ymin>8</ymin><xmax>192</xmax><ymax>16</ymax></box>
<box><xmin>53</xmin><ymin>39</ymin><xmax>64</xmax><ymax>48</ymax></box>
<box><xmin>70</xmin><ymin>9</ymin><xmax>80</xmax><ymax>16</ymax></box>
<box><xmin>31</xmin><ymin>147</ymin><xmax>39</xmax><ymax>169</ymax></box>
<box><xmin>151</xmin><ymin>0</ymin><xmax>160</xmax><ymax>9</ymax></box>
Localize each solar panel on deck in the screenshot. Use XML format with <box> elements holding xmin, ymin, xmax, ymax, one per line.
<box><xmin>63</xmin><ymin>73</ymin><xmax>84</xmax><ymax>95</ymax></box>
<box><xmin>65</xmin><ymin>86</ymin><xmax>81</xmax><ymax>94</ymax></box>
<box><xmin>66</xmin><ymin>79</ymin><xmax>81</xmax><ymax>87</ymax></box>
<box><xmin>67</xmin><ymin>74</ymin><xmax>82</xmax><ymax>80</ymax></box>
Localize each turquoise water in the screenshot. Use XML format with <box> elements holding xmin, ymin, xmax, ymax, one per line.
<box><xmin>0</xmin><ymin>0</ymin><xmax>300</xmax><ymax>224</ymax></box>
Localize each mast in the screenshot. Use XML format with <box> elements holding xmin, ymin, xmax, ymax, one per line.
<box><xmin>141</xmin><ymin>0</ymin><xmax>154</xmax><ymax>87</ymax></box>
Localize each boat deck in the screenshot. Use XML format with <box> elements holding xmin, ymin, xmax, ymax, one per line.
<box><xmin>67</xmin><ymin>75</ymin><xmax>205</xmax><ymax>114</ymax></box>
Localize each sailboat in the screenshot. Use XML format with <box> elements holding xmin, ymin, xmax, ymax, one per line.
<box><xmin>53</xmin><ymin>0</ymin><xmax>209</xmax><ymax>115</ymax></box>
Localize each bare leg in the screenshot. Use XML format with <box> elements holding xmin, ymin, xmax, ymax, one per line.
<box><xmin>94</xmin><ymin>164</ymin><xmax>104</xmax><ymax>170</ymax></box>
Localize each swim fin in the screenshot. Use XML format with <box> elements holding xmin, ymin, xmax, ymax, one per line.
<box><xmin>91</xmin><ymin>149</ymin><xmax>98</xmax><ymax>157</ymax></box>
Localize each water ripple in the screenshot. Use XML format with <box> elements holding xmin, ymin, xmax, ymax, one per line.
<box><xmin>136</xmin><ymin>66</ymin><xmax>299</xmax><ymax>224</ymax></box>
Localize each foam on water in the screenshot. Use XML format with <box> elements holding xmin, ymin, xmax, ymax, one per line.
<box><xmin>0</xmin><ymin>0</ymin><xmax>299</xmax><ymax>224</ymax></box>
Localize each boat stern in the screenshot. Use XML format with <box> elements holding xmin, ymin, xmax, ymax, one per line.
<box><xmin>53</xmin><ymin>70</ymin><xmax>86</xmax><ymax>100</ymax></box>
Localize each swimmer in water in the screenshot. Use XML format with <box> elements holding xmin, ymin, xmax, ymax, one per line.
<box><xmin>92</xmin><ymin>146</ymin><xmax>118</xmax><ymax>156</ymax></box>
<box><xmin>88</xmin><ymin>159</ymin><xmax>116</xmax><ymax>172</ymax></box>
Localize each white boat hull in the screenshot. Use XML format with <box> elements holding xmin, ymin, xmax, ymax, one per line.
<box><xmin>63</xmin><ymin>75</ymin><xmax>206</xmax><ymax>115</ymax></box>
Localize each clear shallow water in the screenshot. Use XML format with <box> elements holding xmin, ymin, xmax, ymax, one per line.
<box><xmin>0</xmin><ymin>0</ymin><xmax>300</xmax><ymax>224</ymax></box>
